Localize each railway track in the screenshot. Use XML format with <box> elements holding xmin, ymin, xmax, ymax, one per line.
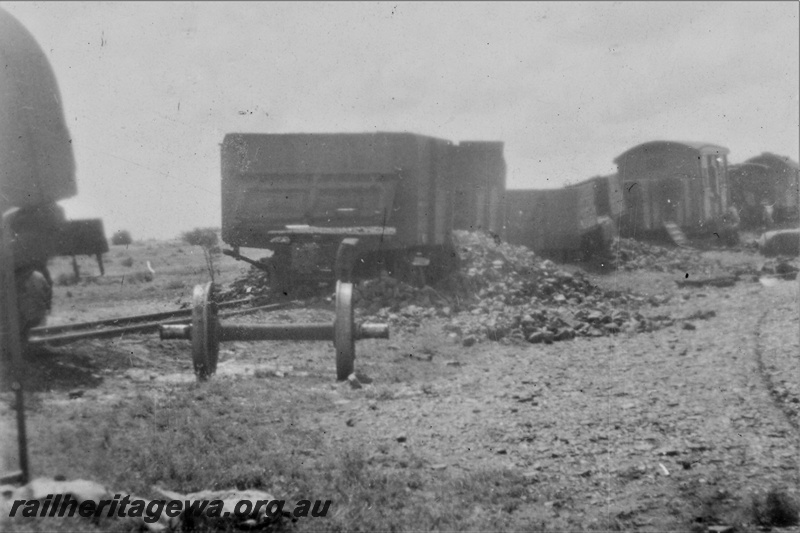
<box><xmin>27</xmin><ymin>296</ymin><xmax>297</xmax><ymax>347</ymax></box>
<box><xmin>754</xmin><ymin>305</ymin><xmax>800</xmax><ymax>433</ymax></box>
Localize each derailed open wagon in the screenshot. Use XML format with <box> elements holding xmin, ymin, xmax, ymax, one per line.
<box><xmin>220</xmin><ymin>132</ymin><xmax>505</xmax><ymax>293</ymax></box>
<box><xmin>503</xmin><ymin>174</ymin><xmax>622</xmax><ymax>260</ymax></box>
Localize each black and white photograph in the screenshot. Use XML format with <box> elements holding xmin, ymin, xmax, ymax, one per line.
<box><xmin>1</xmin><ymin>1</ymin><xmax>799</xmax><ymax>531</ymax></box>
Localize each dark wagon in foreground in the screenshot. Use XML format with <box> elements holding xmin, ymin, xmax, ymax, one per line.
<box><xmin>220</xmin><ymin>132</ymin><xmax>505</xmax><ymax>293</ymax></box>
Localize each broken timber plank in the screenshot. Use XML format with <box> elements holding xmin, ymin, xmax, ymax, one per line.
<box><xmin>675</xmin><ymin>276</ymin><xmax>737</xmax><ymax>288</ymax></box>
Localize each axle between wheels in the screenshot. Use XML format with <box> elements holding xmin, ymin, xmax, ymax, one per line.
<box><xmin>160</xmin><ymin>279</ymin><xmax>389</xmax><ymax>381</ymax></box>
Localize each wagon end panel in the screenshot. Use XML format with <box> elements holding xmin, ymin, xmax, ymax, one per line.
<box><xmin>574</xmin><ymin>181</ymin><xmax>599</xmax><ymax>232</ymax></box>
<box><xmin>449</xmin><ymin>141</ymin><xmax>506</xmax><ymax>236</ymax></box>
<box><xmin>428</xmin><ymin>138</ymin><xmax>456</xmax><ymax>247</ymax></box>
<box><xmin>606</xmin><ymin>174</ymin><xmax>625</xmax><ymax>218</ymax></box>
<box><xmin>539</xmin><ymin>189</ymin><xmax>583</xmax><ymax>252</ymax></box>
<box><xmin>370</xmin><ymin>133</ymin><xmax>437</xmax><ymax>248</ymax></box>
<box><xmin>504</xmin><ymin>191</ymin><xmax>537</xmax><ymax>250</ymax></box>
<box><xmin>396</xmin><ymin>134</ymin><xmax>435</xmax><ymax>248</ymax></box>
<box><xmin>506</xmin><ymin>189</ymin><xmax>583</xmax><ymax>254</ymax></box>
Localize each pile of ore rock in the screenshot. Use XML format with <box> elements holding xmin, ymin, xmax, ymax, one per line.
<box><xmin>354</xmin><ymin>232</ymin><xmax>673</xmax><ymax>345</ymax></box>
<box><xmin>607</xmin><ymin>238</ymin><xmax>701</xmax><ymax>272</ymax></box>
<box><xmin>219</xmin><ymin>232</ymin><xmax>677</xmax><ymax>345</ymax></box>
<box><xmin>757</xmin><ymin>258</ymin><xmax>800</xmax><ymax>280</ymax></box>
<box><xmin>221</xmin><ymin>261</ymin><xmax>272</xmax><ymax>301</ymax></box>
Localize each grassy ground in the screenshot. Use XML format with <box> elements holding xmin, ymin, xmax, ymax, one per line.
<box><xmin>43</xmin><ymin>239</ymin><xmax>251</xmax><ymax>324</ymax></box>
<box><xmin>3</xmin><ymin>238</ymin><xmax>800</xmax><ymax>532</ymax></box>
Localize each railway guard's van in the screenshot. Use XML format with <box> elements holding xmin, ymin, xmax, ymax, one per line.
<box><xmin>615</xmin><ymin>141</ymin><xmax>730</xmax><ymax>237</ymax></box>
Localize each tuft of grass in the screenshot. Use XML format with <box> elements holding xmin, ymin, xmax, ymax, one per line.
<box><xmin>55</xmin><ymin>272</ymin><xmax>78</xmax><ymax>286</ymax></box>
<box><xmin>752</xmin><ymin>488</ymin><xmax>800</xmax><ymax>527</ymax></box>
<box><xmin>587</xmin><ymin>516</ymin><xmax>626</xmax><ymax>531</ymax></box>
<box><xmin>122</xmin><ymin>271</ymin><xmax>153</xmax><ymax>284</ymax></box>
<box><xmin>163</xmin><ymin>279</ymin><xmax>185</xmax><ymax>290</ymax></box>
<box><xmin>364</xmin><ymin>385</ymin><xmax>395</xmax><ymax>401</ymax></box>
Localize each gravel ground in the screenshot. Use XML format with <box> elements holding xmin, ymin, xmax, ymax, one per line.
<box><xmin>3</xmin><ymin>247</ymin><xmax>799</xmax><ymax>532</ymax></box>
<box><xmin>293</xmin><ymin>278</ymin><xmax>800</xmax><ymax>531</ymax></box>
<box><xmin>130</xmin><ymin>272</ymin><xmax>799</xmax><ymax>531</ymax></box>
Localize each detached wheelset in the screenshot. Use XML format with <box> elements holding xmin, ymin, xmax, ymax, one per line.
<box><xmin>160</xmin><ymin>239</ymin><xmax>389</xmax><ymax>382</ymax></box>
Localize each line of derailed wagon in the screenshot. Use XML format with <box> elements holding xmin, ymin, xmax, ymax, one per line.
<box><xmin>219</xmin><ymin>133</ymin><xmax>800</xmax><ymax>288</ymax></box>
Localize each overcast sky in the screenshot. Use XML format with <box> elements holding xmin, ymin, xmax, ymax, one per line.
<box><xmin>3</xmin><ymin>1</ymin><xmax>798</xmax><ymax>240</ymax></box>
